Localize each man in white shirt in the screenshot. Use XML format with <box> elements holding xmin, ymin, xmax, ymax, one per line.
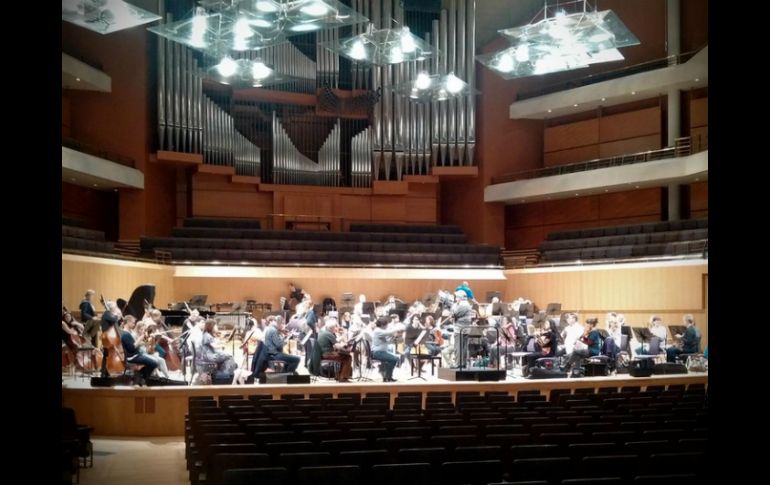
<box><xmin>561</xmin><ymin>313</ymin><xmax>584</xmax><ymax>354</ymax></box>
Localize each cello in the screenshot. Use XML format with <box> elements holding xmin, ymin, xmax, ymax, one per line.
<box><xmin>99</xmin><ymin>294</ymin><xmax>126</xmax><ymax>375</ymax></box>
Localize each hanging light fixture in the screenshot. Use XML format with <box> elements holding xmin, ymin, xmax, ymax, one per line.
<box><xmin>388</xmin><ymin>71</ymin><xmax>474</xmax><ymax>102</ymax></box>
<box><xmin>62</xmin><ymin>0</ymin><xmax>161</xmax><ymax>35</ymax></box>
<box><xmin>324</xmin><ymin>24</ymin><xmax>435</xmax><ymax>66</ymax></box>
<box><xmin>207</xmin><ymin>57</ymin><xmax>287</xmax><ymax>87</ymax></box>
<box><xmin>477</xmin><ymin>1</ymin><xmax>640</xmax><ymax>80</ymax></box>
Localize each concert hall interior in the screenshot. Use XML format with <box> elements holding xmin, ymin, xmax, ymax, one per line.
<box><xmin>61</xmin><ymin>1</ymin><xmax>708</xmax><ymax>484</ymax></box>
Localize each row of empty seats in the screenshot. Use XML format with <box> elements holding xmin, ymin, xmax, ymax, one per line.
<box><xmin>185</xmin><ymin>218</ymin><xmax>262</xmax><ymax>229</ymax></box>
<box><xmin>546</xmin><ymin>218</ymin><xmax>708</xmax><ymax>241</ymax></box>
<box><xmin>141</xmin><ymin>218</ymin><xmax>500</xmax><ymax>266</ymax></box>
<box><xmin>62</xmin><ymin>225</ymin><xmax>114</xmax><ymax>254</ymax></box>
<box><xmin>540</xmin><ymin>219</ymin><xmax>707</xmax><ymax>263</ymax></box>
<box><xmin>350</xmin><ymin>223</ymin><xmax>464</xmax><ymax>234</ymax></box>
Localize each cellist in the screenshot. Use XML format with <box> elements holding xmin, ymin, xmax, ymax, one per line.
<box><xmin>98</xmin><ymin>299</ymin><xmax>125</xmax><ymax>378</ymax></box>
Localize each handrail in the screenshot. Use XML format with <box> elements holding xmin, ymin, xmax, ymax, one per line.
<box><xmin>515</xmin><ymin>47</ymin><xmax>705</xmax><ymax>101</ymax></box>
<box><xmin>491</xmin><ymin>137</ymin><xmax>694</xmax><ymax>185</ymax></box>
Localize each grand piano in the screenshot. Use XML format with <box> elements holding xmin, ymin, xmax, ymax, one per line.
<box><xmin>120</xmin><ymin>285</ymin><xmax>214</xmax><ymax>326</ymax></box>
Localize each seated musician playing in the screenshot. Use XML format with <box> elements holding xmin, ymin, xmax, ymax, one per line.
<box><xmin>371</xmin><ymin>317</ymin><xmax>402</xmax><ymax>382</ymax></box>
<box><xmin>61</xmin><ymin>311</ymin><xmax>87</xmax><ymax>371</ymax></box>
<box><xmin>133</xmin><ymin>318</ymin><xmax>170</xmax><ymax>379</ymax></box>
<box><xmin>666</xmin><ymin>314</ymin><xmax>700</xmax><ymax>362</ymax></box>
<box><xmin>402</xmin><ymin>315</ymin><xmax>424</xmax><ymax>366</ymax></box>
<box><xmin>635</xmin><ymin>315</ymin><xmax>668</xmax><ymax>356</ymax></box>
<box><xmin>564</xmin><ymin>318</ymin><xmax>602</xmax><ymax>374</ymax></box>
<box><xmin>312</xmin><ymin>318</ymin><xmax>353</xmax><ymax>381</ymax></box>
<box><xmin>523</xmin><ymin>319</ymin><xmax>559</xmax><ymax>376</ymax></box>
<box><xmin>198</xmin><ymin>319</ymin><xmax>238</xmax><ymax>376</ymax></box>
<box><xmin>120</xmin><ymin>316</ymin><xmax>158</xmax><ymax>385</ymax></box>
<box><xmin>263</xmin><ymin>316</ymin><xmax>300</xmax><ymax>373</ymax></box>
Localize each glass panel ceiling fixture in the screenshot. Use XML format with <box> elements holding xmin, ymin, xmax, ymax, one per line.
<box><xmin>388</xmin><ymin>71</ymin><xmax>475</xmax><ymax>102</ymax></box>
<box><xmin>62</xmin><ymin>0</ymin><xmax>161</xmax><ymax>35</ymax></box>
<box><xmin>149</xmin><ymin>0</ymin><xmax>368</xmax><ymax>54</ymax></box>
<box><xmin>477</xmin><ymin>0</ymin><xmax>640</xmax><ymax>80</ymax></box>
<box><xmin>324</xmin><ymin>24</ymin><xmax>435</xmax><ymax>66</ymax></box>
<box><xmin>207</xmin><ymin>57</ymin><xmax>296</xmax><ymax>87</ymax></box>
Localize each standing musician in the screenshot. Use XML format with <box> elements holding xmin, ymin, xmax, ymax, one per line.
<box><xmin>80</xmin><ymin>290</ymin><xmax>99</xmax><ymax>346</ymax></box>
<box><xmin>450</xmin><ymin>291</ymin><xmax>474</xmax><ymax>368</ymax></box>
<box><xmin>283</xmin><ymin>283</ymin><xmax>306</xmax><ymax>310</ymax></box>
<box><xmin>312</xmin><ymin>317</ymin><xmax>353</xmax><ymax>382</ymax></box>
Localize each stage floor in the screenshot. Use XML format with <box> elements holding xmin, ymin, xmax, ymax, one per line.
<box><xmin>62</xmin><ymin>365</ymin><xmax>708</xmax><ymax>437</ymax></box>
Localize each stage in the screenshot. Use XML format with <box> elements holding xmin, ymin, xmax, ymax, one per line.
<box><xmin>62</xmin><ymin>370</ymin><xmax>708</xmax><ymax>437</ymax></box>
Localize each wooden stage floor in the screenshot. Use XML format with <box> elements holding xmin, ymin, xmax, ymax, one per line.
<box><xmin>62</xmin><ymin>370</ymin><xmax>708</xmax><ymax>437</ymax></box>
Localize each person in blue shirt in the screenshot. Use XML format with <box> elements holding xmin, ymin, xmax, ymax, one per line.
<box><xmin>455</xmin><ymin>281</ymin><xmax>479</xmax><ymax>305</ymax></box>
<box><xmin>666</xmin><ymin>314</ymin><xmax>700</xmax><ymax>362</ymax></box>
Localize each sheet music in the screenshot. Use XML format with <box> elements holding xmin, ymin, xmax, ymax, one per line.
<box><xmin>300</xmin><ymin>332</ymin><xmax>312</xmax><ymax>346</ymax></box>
<box><xmin>413</xmin><ymin>329</ymin><xmax>427</xmax><ymax>346</ymax></box>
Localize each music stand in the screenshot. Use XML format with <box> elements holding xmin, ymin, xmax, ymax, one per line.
<box><xmin>189</xmin><ymin>295</ymin><xmax>208</xmax><ymax>308</ymax></box>
<box><xmin>532</xmin><ymin>312</ymin><xmax>547</xmax><ymax>329</ymax></box>
<box><xmin>408</xmin><ymin>330</ymin><xmax>429</xmax><ymax>381</ymax></box>
<box><xmin>546</xmin><ymin>303</ymin><xmax>562</xmax><ymax>315</ymax></box>
<box><xmin>423</xmin><ymin>293</ymin><xmax>437</xmax><ymax>305</ymax></box>
<box><xmin>341</xmin><ymin>293</ymin><xmax>354</xmax><ymax>306</ymax></box>
<box><xmin>518</xmin><ymin>303</ymin><xmax>534</xmax><ymax>318</ymax></box>
<box><xmin>486</xmin><ymin>291</ymin><xmax>502</xmax><ymax>303</ymax></box>
<box><xmin>668</xmin><ymin>325</ymin><xmax>687</xmax><ymax>336</ymax></box>
<box><xmin>350</xmin><ymin>334</ymin><xmax>372</xmax><ymax>382</ymax></box>
<box><xmin>491</xmin><ymin>302</ymin><xmax>503</xmax><ymax>316</ymax></box>
<box><xmin>362</xmin><ymin>302</ymin><xmax>375</xmax><ymax>317</ymax></box>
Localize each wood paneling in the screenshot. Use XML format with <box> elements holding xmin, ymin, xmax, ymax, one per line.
<box><xmin>338</xmin><ymin>194</ymin><xmax>372</xmax><ymax>223</ymax></box>
<box><xmin>505</xmin><ymin>189</ymin><xmax>663</xmax><ymax>250</ymax></box>
<box><xmin>690</xmin><ymin>126</ymin><xmax>708</xmax><ymax>152</ymax></box>
<box><xmin>544</xmin><ymin>119</ymin><xmax>599</xmax><ymax>153</ymax></box>
<box><xmin>599</xmin><ymin>107</ymin><xmax>661</xmax><ymax>142</ymax></box>
<box><xmin>599</xmin><ymin>134</ymin><xmax>662</xmax><ymax>158</ymax></box>
<box><xmin>371</xmin><ymin>196</ymin><xmax>407</xmax><ymax>222</ymax></box>
<box><xmin>544</xmin><ymin>145</ymin><xmax>601</xmax><ymax>167</ymax></box>
<box><xmin>690</xmin><ymin>181</ymin><xmax>708</xmax><ymax>214</ymax></box>
<box><xmin>61</xmin><ymin>254</ymin><xmax>175</xmax><ymax>317</ymax></box>
<box><xmin>284</xmin><ymin>193</ymin><xmax>334</xmax><ymax>216</ymax></box>
<box><xmin>505</xmin><ymin>263</ymin><xmax>708</xmax><ymax>346</ymax></box>
<box><xmin>62</xmin><ymin>182</ymin><xmax>119</xmax><ymax>241</ymax></box>
<box><xmin>681</xmin><ymin>0</ymin><xmax>709</xmax><ymax>53</ymax></box>
<box><xmin>406</xmin><ymin>197</ymin><xmax>438</xmax><ymax>223</ymax></box>
<box><xmin>690</xmin><ymin>97</ymin><xmax>708</xmax><ymax>128</ymax></box>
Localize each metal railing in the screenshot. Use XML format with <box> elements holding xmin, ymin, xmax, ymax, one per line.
<box><xmin>491</xmin><ymin>137</ymin><xmax>695</xmax><ymax>185</ymax></box>
<box><xmin>515</xmin><ymin>47</ymin><xmax>704</xmax><ymax>101</ymax></box>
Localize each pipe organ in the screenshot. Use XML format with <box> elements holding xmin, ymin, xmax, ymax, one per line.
<box><xmin>156</xmin><ymin>0</ymin><xmax>477</xmax><ymax>187</ymax></box>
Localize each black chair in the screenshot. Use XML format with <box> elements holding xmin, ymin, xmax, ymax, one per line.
<box><xmin>61</xmin><ymin>407</ymin><xmax>93</xmax><ymax>469</ymax></box>
<box><xmin>371</xmin><ymin>463</ymin><xmax>432</xmax><ymax>485</ymax></box>
<box><xmin>297</xmin><ymin>465</ymin><xmax>360</xmax><ymax>485</ymax></box>
<box><xmin>223</xmin><ymin>467</ymin><xmax>288</xmax><ymax>485</ymax></box>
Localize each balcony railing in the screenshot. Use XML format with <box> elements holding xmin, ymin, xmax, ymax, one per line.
<box><xmin>515</xmin><ymin>47</ymin><xmax>704</xmax><ymax>101</ymax></box>
<box><xmin>62</xmin><ymin>136</ymin><xmax>135</xmax><ymax>168</ymax></box>
<box><xmin>490</xmin><ymin>136</ymin><xmax>698</xmax><ymax>185</ymax></box>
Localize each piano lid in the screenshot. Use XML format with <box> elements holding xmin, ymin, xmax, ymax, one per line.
<box><xmin>123</xmin><ymin>284</ymin><xmax>156</xmax><ymax>321</ymax></box>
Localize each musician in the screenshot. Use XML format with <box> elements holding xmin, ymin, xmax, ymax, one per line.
<box><xmin>61</xmin><ymin>311</ymin><xmax>86</xmax><ymax>371</ymax></box>
<box><xmin>561</xmin><ymin>313</ymin><xmax>584</xmax><ymax>354</ymax></box>
<box><xmin>283</xmin><ymin>283</ymin><xmax>305</xmax><ymax>310</ymax></box>
<box><xmin>99</xmin><ymin>300</ymin><xmax>123</xmax><ymax>378</ymax></box>
<box><xmin>564</xmin><ymin>318</ymin><xmax>602</xmax><ymax>374</ymax></box>
<box><xmin>666</xmin><ymin>314</ymin><xmax>700</xmax><ymax>362</ymax></box>
<box><xmin>80</xmin><ymin>290</ymin><xmax>99</xmax><ymax>346</ymax></box>
<box><xmin>135</xmin><ymin>319</ymin><xmax>171</xmax><ymax>379</ymax></box>
<box><xmin>263</xmin><ymin>316</ymin><xmax>300</xmax><ymax>373</ymax></box>
<box><xmin>119</xmin><ymin>316</ymin><xmax>158</xmax><ymax>385</ymax></box>
<box><xmin>353</xmin><ymin>294</ymin><xmax>367</xmax><ymax>317</ymax></box>
<box><xmin>455</xmin><ymin>281</ymin><xmax>479</xmax><ymax>305</ymax></box>
<box><xmin>312</xmin><ymin>318</ymin><xmax>353</xmax><ymax>382</ymax></box>
<box><xmin>451</xmin><ymin>291</ymin><xmax>474</xmax><ymax>368</ymax></box>
<box><xmin>635</xmin><ymin>315</ymin><xmax>668</xmax><ymax>356</ymax></box>
<box><xmin>489</xmin><ymin>315</ymin><xmax>516</xmax><ymax>368</ymax></box>
<box><xmin>371</xmin><ymin>317</ymin><xmax>402</xmax><ymax>382</ymax></box>
<box><xmin>198</xmin><ymin>319</ymin><xmax>238</xmax><ymax>375</ymax></box>
<box><xmin>402</xmin><ymin>315</ymin><xmax>425</xmax><ymax>369</ymax></box>
<box><xmin>341</xmin><ymin>311</ymin><xmax>353</xmax><ymax>330</ymax></box>
<box><xmin>523</xmin><ymin>319</ymin><xmax>559</xmax><ymax>376</ymax></box>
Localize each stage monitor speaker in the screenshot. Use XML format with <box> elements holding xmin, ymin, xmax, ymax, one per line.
<box><xmin>529</xmin><ymin>367</ymin><xmax>568</xmax><ymax>379</ymax></box>
<box><xmin>629</xmin><ymin>358</ymin><xmax>655</xmax><ymax>377</ymax></box>
<box><xmin>90</xmin><ymin>376</ymin><xmax>113</xmax><ymax>387</ymax></box>
<box><xmin>653</xmin><ymin>363</ymin><xmax>688</xmax><ymax>375</ymax></box>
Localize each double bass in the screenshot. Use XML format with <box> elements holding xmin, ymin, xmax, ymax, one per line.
<box><xmin>99</xmin><ymin>294</ymin><xmax>126</xmax><ymax>375</ymax></box>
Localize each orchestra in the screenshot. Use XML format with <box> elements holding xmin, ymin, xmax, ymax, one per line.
<box><xmin>62</xmin><ymin>282</ymin><xmax>705</xmax><ymax>385</ymax></box>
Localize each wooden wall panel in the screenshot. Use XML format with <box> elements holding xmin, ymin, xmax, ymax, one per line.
<box><xmin>62</xmin><ymin>182</ymin><xmax>119</xmax><ymax>241</ymax></box>
<box><xmin>371</xmin><ymin>196</ymin><xmax>407</xmax><ymax>222</ymax></box>
<box><xmin>690</xmin><ymin>97</ymin><xmax>708</xmax><ymax>128</ymax></box>
<box><xmin>338</xmin><ymin>194</ymin><xmax>372</xmax><ymax>224</ymax></box>
<box><xmin>598</xmin><ymin>188</ymin><xmax>662</xmax><ymax>219</ymax></box>
<box><xmin>62</xmin><ymin>95</ymin><xmax>71</xmax><ymax>137</ymax></box>
<box><xmin>690</xmin><ymin>126</ymin><xmax>708</xmax><ymax>152</ymax></box>
<box><xmin>61</xmin><ymin>255</ymin><xmax>175</xmax><ymax>317</ymax></box>
<box><xmin>193</xmin><ymin>190</ymin><xmax>272</xmax><ymax>219</ymax></box>
<box><xmin>681</xmin><ymin>0</ymin><xmax>709</xmax><ymax>53</ymax></box>
<box><xmin>690</xmin><ymin>181</ymin><xmax>708</xmax><ymax>215</ymax></box>
<box><xmin>505</xmin><ymin>263</ymin><xmax>708</xmax><ymax>345</ymax></box>
<box><xmin>599</xmin><ymin>107</ymin><xmax>661</xmax><ymax>142</ymax></box>
<box><xmin>599</xmin><ymin>134</ymin><xmax>662</xmax><ymax>158</ymax></box>
<box><xmin>406</xmin><ymin>197</ymin><xmax>437</xmax><ymax>223</ymax></box>
<box><xmin>544</xmin><ymin>118</ymin><xmax>599</xmax><ymax>153</ymax></box>
<box><xmin>284</xmin><ymin>194</ymin><xmax>334</xmax><ymax>217</ymax></box>
<box><xmin>544</xmin><ymin>145</ymin><xmax>601</xmax><ymax>167</ymax></box>
<box><xmin>408</xmin><ymin>183</ymin><xmax>438</xmax><ymax>198</ymax></box>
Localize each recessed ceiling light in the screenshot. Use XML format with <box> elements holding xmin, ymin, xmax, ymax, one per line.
<box><xmin>694</xmin><ymin>78</ymin><xmax>700</xmax><ymax>82</ymax></box>
<box><xmin>573</xmin><ymin>103</ymin><xmax>579</xmax><ymax>107</ymax></box>
<box><xmin>631</xmin><ymin>91</ymin><xmax>636</xmax><ymax>95</ymax></box>
<box><xmin>93</xmin><ymin>184</ymin><xmax>98</xmax><ymax>187</ymax></box>
<box><xmin>70</xmin><ymin>178</ymin><xmax>76</xmax><ymax>182</ymax></box>
<box><xmin>575</xmin><ymin>193</ymin><xmax>579</xmax><ymax>196</ymax></box>
<box><xmin>605</xmin><ymin>189</ymin><xmax>608</xmax><ymax>192</ymax></box>
<box><xmin>601</xmin><ymin>97</ymin><xmax>606</xmax><ymax>101</ymax></box>
<box><xmin>547</xmin><ymin>109</ymin><xmax>552</xmax><ymax>113</ymax></box>
<box><xmin>522</xmin><ymin>199</ymin><xmax>526</xmax><ymax>202</ymax></box>
<box><xmin>75</xmin><ymin>78</ymin><xmax>81</xmax><ymax>82</ymax></box>
<box><xmin>695</xmin><ymin>178</ymin><xmax>699</xmax><ymax>181</ymax></box>
<box><xmin>635</xmin><ymin>185</ymin><xmax>639</xmax><ymax>188</ymax></box>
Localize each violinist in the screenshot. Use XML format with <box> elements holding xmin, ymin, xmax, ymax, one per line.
<box><xmin>119</xmin><ymin>316</ymin><xmax>158</xmax><ymax>386</ymax></box>
<box><xmin>198</xmin><ymin>319</ymin><xmax>238</xmax><ymax>375</ymax></box>
<box><xmin>313</xmin><ymin>318</ymin><xmax>353</xmax><ymax>382</ymax></box>
<box><xmin>564</xmin><ymin>317</ymin><xmax>602</xmax><ymax>374</ymax></box>
<box><xmin>489</xmin><ymin>315</ymin><xmax>517</xmax><ymax>368</ymax></box>
<box><xmin>263</xmin><ymin>316</ymin><xmax>300</xmax><ymax>373</ymax></box>
<box><xmin>135</xmin><ymin>319</ymin><xmax>171</xmax><ymax>379</ymax></box>
<box><xmin>61</xmin><ymin>311</ymin><xmax>87</xmax><ymax>371</ymax></box>
<box><xmin>371</xmin><ymin>317</ymin><xmax>403</xmax><ymax>382</ymax></box>
<box><xmin>523</xmin><ymin>319</ymin><xmax>559</xmax><ymax>375</ymax></box>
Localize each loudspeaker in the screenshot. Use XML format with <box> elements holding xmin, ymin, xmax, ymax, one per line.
<box><xmin>261</xmin><ymin>373</ymin><xmax>311</xmax><ymax>384</ymax></box>
<box><xmin>629</xmin><ymin>358</ymin><xmax>655</xmax><ymax>377</ymax></box>
<box><xmin>653</xmin><ymin>363</ymin><xmax>688</xmax><ymax>375</ymax></box>
<box><xmin>584</xmin><ymin>362</ymin><xmax>608</xmax><ymax>377</ymax></box>
<box><xmin>529</xmin><ymin>367</ymin><xmax>568</xmax><ymax>379</ymax></box>
<box><xmin>90</xmin><ymin>376</ymin><xmax>113</xmax><ymax>387</ymax></box>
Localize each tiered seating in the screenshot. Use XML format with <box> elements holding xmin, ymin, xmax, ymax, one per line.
<box><xmin>185</xmin><ymin>385</ymin><xmax>707</xmax><ymax>485</ymax></box>
<box><xmin>540</xmin><ymin>219</ymin><xmax>707</xmax><ymax>263</ymax></box>
<box><xmin>62</xmin><ymin>224</ymin><xmax>114</xmax><ymax>254</ymax></box>
<box><xmin>141</xmin><ymin>220</ymin><xmax>500</xmax><ymax>266</ymax></box>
